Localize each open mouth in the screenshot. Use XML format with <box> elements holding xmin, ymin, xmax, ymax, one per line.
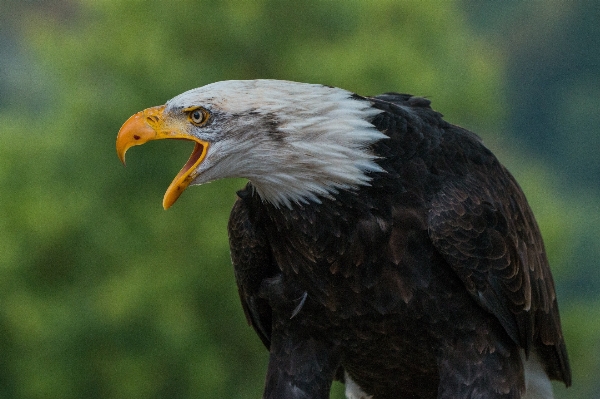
<box><xmin>115</xmin><ymin>105</ymin><xmax>210</xmax><ymax>210</ymax></box>
<box><xmin>163</xmin><ymin>140</ymin><xmax>209</xmax><ymax>209</ymax></box>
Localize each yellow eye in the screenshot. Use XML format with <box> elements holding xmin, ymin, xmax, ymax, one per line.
<box><xmin>186</xmin><ymin>107</ymin><xmax>209</xmax><ymax>126</ymax></box>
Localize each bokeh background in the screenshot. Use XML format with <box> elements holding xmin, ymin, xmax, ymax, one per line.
<box><xmin>1</xmin><ymin>1</ymin><xmax>598</xmax><ymax>398</ymax></box>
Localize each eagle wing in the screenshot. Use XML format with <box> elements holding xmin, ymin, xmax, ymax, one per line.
<box><xmin>427</xmin><ymin>147</ymin><xmax>571</xmax><ymax>385</ymax></box>
<box><xmin>229</xmin><ymin>187</ymin><xmax>343</xmax><ymax>399</ymax></box>
<box><xmin>228</xmin><ymin>187</ymin><xmax>276</xmax><ymax>349</ymax></box>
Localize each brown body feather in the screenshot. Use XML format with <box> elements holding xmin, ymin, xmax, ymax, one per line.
<box><xmin>228</xmin><ymin>93</ymin><xmax>570</xmax><ymax>398</ymax></box>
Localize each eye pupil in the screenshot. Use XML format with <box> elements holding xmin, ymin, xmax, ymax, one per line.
<box><xmin>187</xmin><ymin>107</ymin><xmax>209</xmax><ymax>125</ymax></box>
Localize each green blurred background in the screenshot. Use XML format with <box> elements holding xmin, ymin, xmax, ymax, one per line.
<box><xmin>0</xmin><ymin>1</ymin><xmax>598</xmax><ymax>398</ymax></box>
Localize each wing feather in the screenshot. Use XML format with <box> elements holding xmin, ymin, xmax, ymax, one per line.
<box><xmin>426</xmin><ymin>142</ymin><xmax>571</xmax><ymax>385</ymax></box>
<box><xmin>228</xmin><ymin>186</ymin><xmax>278</xmax><ymax>349</ymax></box>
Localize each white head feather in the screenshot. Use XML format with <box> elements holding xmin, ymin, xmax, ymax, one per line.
<box><xmin>165</xmin><ymin>79</ymin><xmax>387</xmax><ymax>208</ymax></box>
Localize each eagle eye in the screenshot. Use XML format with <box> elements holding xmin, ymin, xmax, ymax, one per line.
<box><xmin>185</xmin><ymin>107</ymin><xmax>210</xmax><ymax>126</ymax></box>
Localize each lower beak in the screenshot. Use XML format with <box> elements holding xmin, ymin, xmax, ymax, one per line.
<box><xmin>116</xmin><ymin>105</ymin><xmax>209</xmax><ymax>209</ymax></box>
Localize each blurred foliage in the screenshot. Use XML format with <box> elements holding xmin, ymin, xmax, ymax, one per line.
<box><xmin>0</xmin><ymin>1</ymin><xmax>597</xmax><ymax>398</ymax></box>
<box><xmin>462</xmin><ymin>2</ymin><xmax>600</xmax><ymax>397</ymax></box>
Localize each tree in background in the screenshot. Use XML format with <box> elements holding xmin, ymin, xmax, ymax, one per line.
<box><xmin>0</xmin><ymin>1</ymin><xmax>596</xmax><ymax>398</ymax></box>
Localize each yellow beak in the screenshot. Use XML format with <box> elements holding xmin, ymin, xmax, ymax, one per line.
<box><xmin>116</xmin><ymin>105</ymin><xmax>209</xmax><ymax>209</ymax></box>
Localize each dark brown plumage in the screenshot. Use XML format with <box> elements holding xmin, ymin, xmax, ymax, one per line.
<box><xmin>116</xmin><ymin>81</ymin><xmax>570</xmax><ymax>399</ymax></box>
<box><xmin>227</xmin><ymin>93</ymin><xmax>570</xmax><ymax>398</ymax></box>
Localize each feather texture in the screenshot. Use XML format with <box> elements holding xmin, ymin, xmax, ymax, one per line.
<box><xmin>138</xmin><ymin>80</ymin><xmax>570</xmax><ymax>398</ymax></box>
<box><xmin>167</xmin><ymin>80</ymin><xmax>386</xmax><ymax>208</ymax></box>
<box><xmin>224</xmin><ymin>85</ymin><xmax>570</xmax><ymax>398</ymax></box>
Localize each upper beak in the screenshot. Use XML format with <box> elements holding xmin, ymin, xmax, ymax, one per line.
<box><xmin>116</xmin><ymin>105</ymin><xmax>209</xmax><ymax>209</ymax></box>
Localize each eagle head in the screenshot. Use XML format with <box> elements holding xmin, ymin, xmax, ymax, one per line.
<box><xmin>116</xmin><ymin>79</ymin><xmax>386</xmax><ymax>209</ymax></box>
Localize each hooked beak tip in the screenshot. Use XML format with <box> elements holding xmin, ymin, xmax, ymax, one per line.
<box><xmin>116</xmin><ymin>106</ymin><xmax>164</xmax><ymax>165</ymax></box>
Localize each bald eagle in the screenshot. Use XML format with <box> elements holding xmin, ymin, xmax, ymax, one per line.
<box><xmin>116</xmin><ymin>80</ymin><xmax>571</xmax><ymax>399</ymax></box>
